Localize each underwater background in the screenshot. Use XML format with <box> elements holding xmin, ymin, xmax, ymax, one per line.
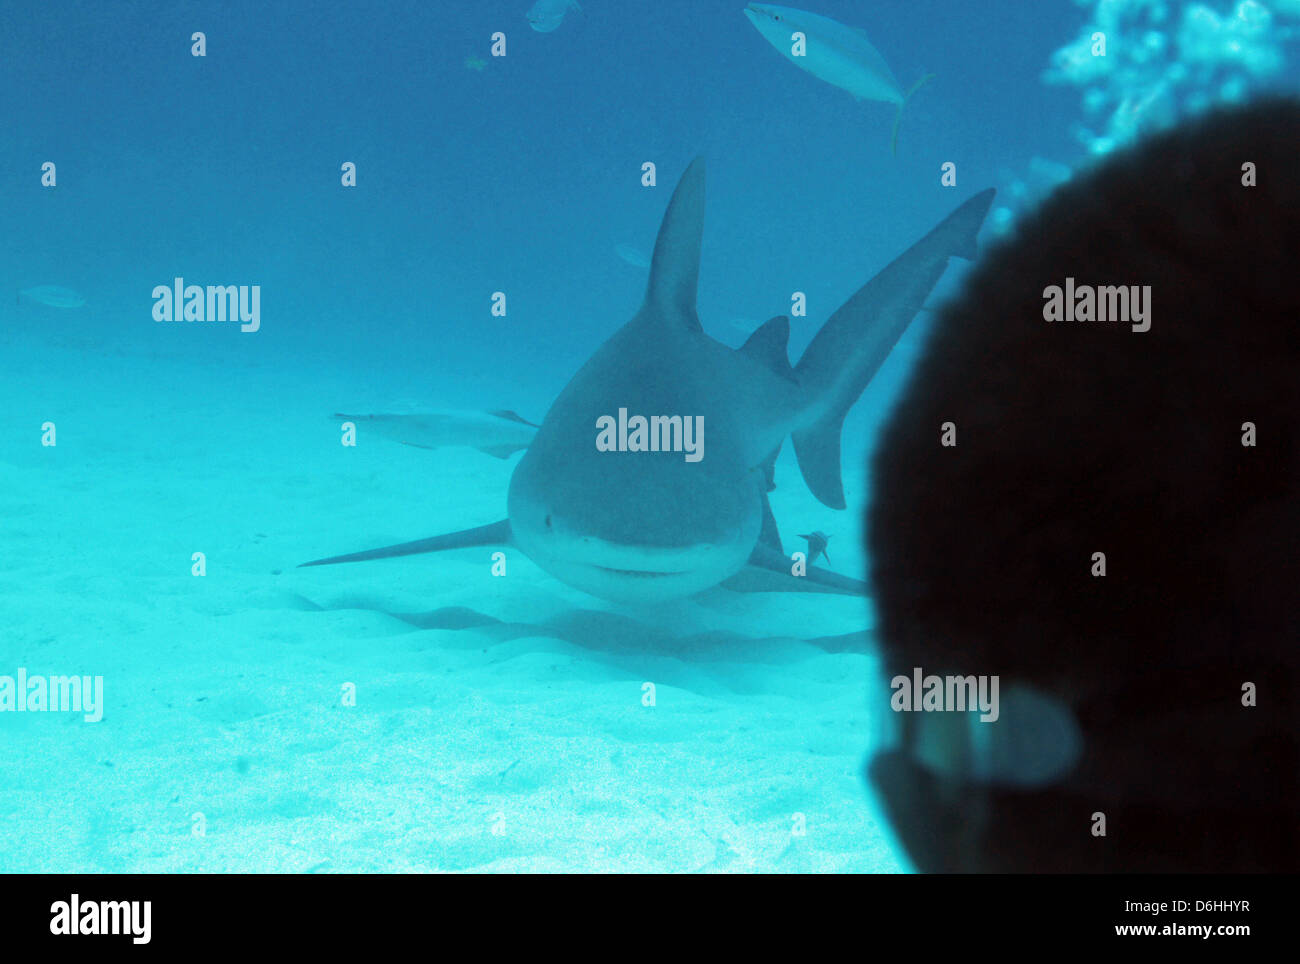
<box><xmin>0</xmin><ymin>0</ymin><xmax>1296</xmax><ymax>872</ymax></box>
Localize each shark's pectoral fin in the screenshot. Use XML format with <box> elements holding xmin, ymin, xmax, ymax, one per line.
<box><xmin>791</xmin><ymin>187</ymin><xmax>994</xmax><ymax>510</ymax></box>
<box><xmin>722</xmin><ymin>543</ymin><xmax>867</xmax><ymax>596</ymax></box>
<box><xmin>298</xmin><ymin>519</ymin><xmax>512</xmax><ymax>568</ymax></box>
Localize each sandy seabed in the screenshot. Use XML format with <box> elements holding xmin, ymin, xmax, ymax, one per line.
<box><xmin>0</xmin><ymin>327</ymin><xmax>903</xmax><ymax>873</ymax></box>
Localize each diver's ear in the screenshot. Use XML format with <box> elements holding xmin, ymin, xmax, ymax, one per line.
<box><xmin>911</xmin><ymin>683</ymin><xmax>1083</xmax><ymax>790</ymax></box>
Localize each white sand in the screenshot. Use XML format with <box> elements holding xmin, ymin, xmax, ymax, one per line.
<box><xmin>0</xmin><ymin>328</ymin><xmax>904</xmax><ymax>873</ymax></box>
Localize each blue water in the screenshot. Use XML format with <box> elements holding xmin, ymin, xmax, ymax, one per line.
<box><xmin>1</xmin><ymin>0</ymin><xmax>1296</xmax><ymax>872</ymax></box>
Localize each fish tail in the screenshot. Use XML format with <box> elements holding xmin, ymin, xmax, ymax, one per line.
<box><xmin>891</xmin><ymin>73</ymin><xmax>936</xmax><ymax>155</ymax></box>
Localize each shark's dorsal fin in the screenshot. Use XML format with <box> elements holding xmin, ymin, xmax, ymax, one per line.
<box><xmin>739</xmin><ymin>315</ymin><xmax>795</xmax><ymax>380</ymax></box>
<box><xmin>645</xmin><ymin>157</ymin><xmax>706</xmax><ymax>331</ymax></box>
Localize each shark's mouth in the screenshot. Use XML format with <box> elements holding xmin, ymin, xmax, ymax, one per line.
<box><xmin>542</xmin><ymin>555</ymin><xmax>741</xmax><ymax>601</ymax></box>
<box><xmin>592</xmin><ymin>564</ymin><xmax>688</xmax><ymax>579</ymax></box>
<box><xmin>511</xmin><ymin>530</ymin><xmax>752</xmax><ymax>601</ymax></box>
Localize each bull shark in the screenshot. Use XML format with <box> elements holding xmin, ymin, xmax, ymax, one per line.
<box><xmin>301</xmin><ymin>159</ymin><xmax>993</xmax><ymax>603</ymax></box>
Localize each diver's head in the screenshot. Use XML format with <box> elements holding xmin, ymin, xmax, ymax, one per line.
<box><xmin>866</xmin><ymin>99</ymin><xmax>1300</xmax><ymax>872</ymax></box>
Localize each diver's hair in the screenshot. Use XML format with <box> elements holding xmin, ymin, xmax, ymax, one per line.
<box><xmin>867</xmin><ymin>99</ymin><xmax>1299</xmax><ymax>872</ymax></box>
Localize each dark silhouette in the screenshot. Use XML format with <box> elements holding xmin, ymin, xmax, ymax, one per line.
<box><xmin>866</xmin><ymin>99</ymin><xmax>1300</xmax><ymax>872</ymax></box>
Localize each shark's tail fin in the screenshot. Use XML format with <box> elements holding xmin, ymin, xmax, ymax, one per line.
<box><xmin>790</xmin><ymin>188</ymin><xmax>995</xmax><ymax>509</ymax></box>
<box><xmin>890</xmin><ymin>73</ymin><xmax>935</xmax><ymax>156</ymax></box>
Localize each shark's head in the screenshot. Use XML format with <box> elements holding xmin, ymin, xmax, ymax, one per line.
<box><xmin>507</xmin><ymin>391</ymin><xmax>764</xmax><ymax>603</ymax></box>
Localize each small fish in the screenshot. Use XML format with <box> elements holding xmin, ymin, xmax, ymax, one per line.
<box><xmin>18</xmin><ymin>285</ymin><xmax>86</xmax><ymax>308</ymax></box>
<box><xmin>798</xmin><ymin>530</ymin><xmax>831</xmax><ymax>567</ymax></box>
<box><xmin>743</xmin><ymin>3</ymin><xmax>933</xmax><ymax>154</ymax></box>
<box><xmin>614</xmin><ymin>243</ymin><xmax>650</xmax><ymax>269</ymax></box>
<box><xmin>464</xmin><ymin>55</ymin><xmax>487</xmax><ymax>72</ymax></box>
<box><xmin>527</xmin><ymin>0</ymin><xmax>582</xmax><ymax>33</ymax></box>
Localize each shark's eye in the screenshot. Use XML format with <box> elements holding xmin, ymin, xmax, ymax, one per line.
<box><xmin>545</xmin><ymin>514</ymin><xmax>553</xmax><ymax>530</ymax></box>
